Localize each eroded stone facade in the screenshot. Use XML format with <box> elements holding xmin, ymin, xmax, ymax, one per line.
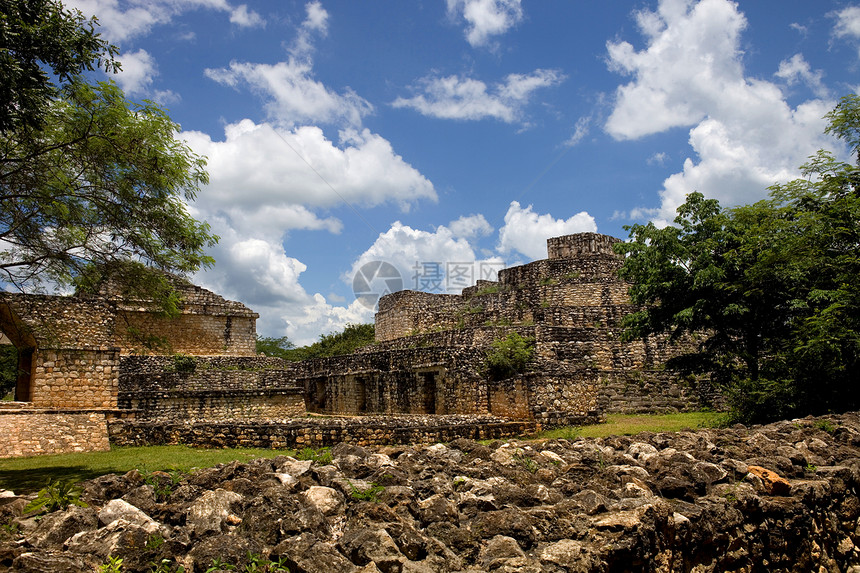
<box><xmin>0</xmin><ymin>276</ymin><xmax>280</xmax><ymax>457</ymax></box>
<box><xmin>299</xmin><ymin>233</ymin><xmax>714</xmax><ymax>428</ymax></box>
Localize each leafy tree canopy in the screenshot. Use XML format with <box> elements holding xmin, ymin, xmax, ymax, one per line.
<box><xmin>257</xmin><ymin>323</ymin><xmax>375</xmax><ymax>361</ymax></box>
<box><xmin>0</xmin><ymin>1</ymin><xmax>216</xmax><ymax>312</ymax></box>
<box><xmin>0</xmin><ymin>0</ymin><xmax>119</xmax><ymax>132</ymax></box>
<box><xmin>615</xmin><ymin>95</ymin><xmax>860</xmax><ymax>423</ymax></box>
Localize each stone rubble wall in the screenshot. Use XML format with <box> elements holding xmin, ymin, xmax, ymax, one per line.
<box><xmin>117</xmin><ymin>356</ymin><xmax>304</xmax><ymax>422</ymax></box>
<box><xmin>107</xmin><ymin>414</ymin><xmax>537</xmax><ymax>449</ymax></box>
<box><xmin>0</xmin><ymin>408</ymin><xmax>111</xmax><ymax>458</ymax></box>
<box><xmin>0</xmin><ymin>294</ymin><xmax>117</xmax><ymax>349</ymax></box>
<box><xmin>547</xmin><ymin>231</ymin><xmax>621</xmax><ymax>259</ymax></box>
<box><xmin>295</xmin><ymin>347</ymin><xmax>488</xmax><ymax>417</ymax></box>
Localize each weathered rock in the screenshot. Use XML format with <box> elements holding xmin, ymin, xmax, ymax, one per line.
<box><xmin>477</xmin><ymin>535</ymin><xmax>525</xmax><ymax>569</ymax></box>
<box><xmin>302</xmin><ymin>486</ymin><xmax>345</xmax><ymax>517</ymax></box>
<box><xmin>11</xmin><ymin>551</ymin><xmax>92</xmax><ymax>573</ymax></box>
<box><xmin>274</xmin><ymin>532</ymin><xmax>358</xmax><ymax>573</ymax></box>
<box><xmin>339</xmin><ymin>527</ymin><xmax>405</xmax><ymax>573</ymax></box>
<box><xmin>4</xmin><ymin>413</ymin><xmax>860</xmax><ymax>572</ymax></box>
<box><xmin>185</xmin><ymin>489</ymin><xmax>244</xmax><ymax>536</ymax></box>
<box><xmin>25</xmin><ymin>506</ymin><xmax>97</xmax><ymax>550</ymax></box>
<box><xmin>537</xmin><ymin>539</ymin><xmax>602</xmax><ymax>572</ymax></box>
<box><xmin>66</xmin><ymin>518</ymin><xmax>154</xmax><ymax>559</ymax></box>
<box><xmin>747</xmin><ymin>465</ymin><xmax>792</xmax><ymax>496</ymax></box>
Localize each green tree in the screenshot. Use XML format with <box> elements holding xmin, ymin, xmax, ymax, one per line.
<box><xmin>615</xmin><ymin>95</ymin><xmax>860</xmax><ymax>423</ymax></box>
<box><xmin>1</xmin><ymin>0</ymin><xmax>120</xmax><ymax>132</ymax></box>
<box><xmin>1</xmin><ymin>2</ymin><xmax>216</xmax><ymax>306</ymax></box>
<box><xmin>257</xmin><ymin>324</ymin><xmax>376</xmax><ymax>361</ymax></box>
<box><xmin>255</xmin><ymin>335</ymin><xmax>296</xmax><ymax>360</ymax></box>
<box><xmin>0</xmin><ymin>343</ymin><xmax>16</xmax><ymax>398</ymax></box>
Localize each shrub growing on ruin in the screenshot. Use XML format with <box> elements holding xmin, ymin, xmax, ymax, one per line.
<box><xmin>484</xmin><ymin>332</ymin><xmax>535</xmax><ymax>381</ymax></box>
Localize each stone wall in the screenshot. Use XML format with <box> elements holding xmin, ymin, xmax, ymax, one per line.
<box><xmin>0</xmin><ymin>407</ymin><xmax>111</xmax><ymax>458</ymax></box>
<box><xmin>546</xmin><ymin>231</ymin><xmax>620</xmax><ymax>259</ymax></box>
<box><xmin>296</xmin><ymin>347</ymin><xmax>488</xmax><ymax>417</ymax></box>
<box><xmin>31</xmin><ymin>348</ymin><xmax>120</xmax><ymax>409</ymax></box>
<box><xmin>117</xmin><ymin>356</ymin><xmax>304</xmax><ymax>422</ymax></box>
<box><xmin>105</xmin><ymin>275</ymin><xmax>259</xmax><ymax>356</ymax></box>
<box><xmin>107</xmin><ymin>414</ymin><xmax>537</xmax><ymax>449</ymax></box>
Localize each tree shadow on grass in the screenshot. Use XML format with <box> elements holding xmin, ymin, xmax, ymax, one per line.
<box><xmin>0</xmin><ymin>466</ymin><xmax>124</xmax><ymax>494</ymax></box>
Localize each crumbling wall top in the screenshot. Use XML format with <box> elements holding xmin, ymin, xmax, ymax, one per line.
<box><xmin>547</xmin><ymin>233</ymin><xmax>621</xmax><ymax>260</ymax></box>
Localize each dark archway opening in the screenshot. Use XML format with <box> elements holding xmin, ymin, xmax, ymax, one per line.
<box><xmin>0</xmin><ymin>302</ymin><xmax>38</xmax><ymax>403</ymax></box>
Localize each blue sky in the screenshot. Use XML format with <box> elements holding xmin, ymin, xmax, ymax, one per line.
<box><xmin>67</xmin><ymin>0</ymin><xmax>860</xmax><ymax>344</ymax></box>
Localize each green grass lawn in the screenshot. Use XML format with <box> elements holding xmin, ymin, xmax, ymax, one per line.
<box><xmin>532</xmin><ymin>410</ymin><xmax>726</xmax><ymax>441</ymax></box>
<box><xmin>0</xmin><ymin>445</ymin><xmax>289</xmax><ymax>494</ymax></box>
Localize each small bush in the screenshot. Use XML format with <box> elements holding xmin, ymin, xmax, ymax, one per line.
<box><xmin>348</xmin><ymin>481</ymin><xmax>385</xmax><ymax>502</ymax></box>
<box><xmin>295</xmin><ymin>447</ymin><xmax>333</xmax><ymax>464</ymax></box>
<box><xmin>484</xmin><ymin>332</ymin><xmax>535</xmax><ymax>381</ymax></box>
<box><xmin>24</xmin><ymin>479</ymin><xmax>87</xmax><ymax>514</ymax></box>
<box><xmin>171</xmin><ymin>354</ymin><xmax>197</xmax><ymax>373</ymax></box>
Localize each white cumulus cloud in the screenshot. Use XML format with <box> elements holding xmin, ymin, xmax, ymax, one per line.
<box><xmin>183</xmin><ymin>120</ymin><xmax>436</xmax><ymax>216</ymax></box>
<box><xmin>392</xmin><ymin>69</ymin><xmax>563</xmax><ymax>123</ymax></box>
<box><xmin>775</xmin><ymin>54</ymin><xmax>828</xmax><ymax>98</ymax></box>
<box><xmin>349</xmin><ymin>221</ymin><xmax>505</xmax><ymax>296</ymax></box>
<box><xmin>605</xmin><ymin>0</ymin><xmax>835</xmax><ymax>225</ymax></box>
<box><xmin>447</xmin><ymin>0</ymin><xmax>523</xmax><ymax>48</ymax></box>
<box><xmin>497</xmin><ymin>202</ymin><xmax>596</xmax><ymax>260</ymax></box>
<box><xmin>114</xmin><ymin>49</ymin><xmax>156</xmax><ymax>95</ymax></box>
<box><xmin>205</xmin><ymin>60</ymin><xmax>371</xmax><ymax>128</ymax></box>
<box><xmin>230</xmin><ymin>4</ymin><xmax>265</xmax><ymax>28</ymax></box>
<box><xmin>64</xmin><ymin>0</ymin><xmax>263</xmax><ymax>42</ymax></box>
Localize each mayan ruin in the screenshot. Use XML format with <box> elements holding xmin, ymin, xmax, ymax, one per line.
<box><xmin>0</xmin><ymin>232</ymin><xmax>712</xmax><ymax>459</ymax></box>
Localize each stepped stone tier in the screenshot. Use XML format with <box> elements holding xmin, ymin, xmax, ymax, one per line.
<box><xmin>295</xmin><ymin>232</ymin><xmax>715</xmax><ymax>428</ymax></box>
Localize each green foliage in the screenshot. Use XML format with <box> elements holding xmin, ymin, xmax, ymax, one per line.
<box><xmin>294</xmin><ymin>447</ymin><xmax>332</xmax><ymax>464</ymax></box>
<box><xmin>615</xmin><ymin>95</ymin><xmax>860</xmax><ymax>424</ymax></box>
<box><xmin>171</xmin><ymin>354</ymin><xmax>197</xmax><ymax>374</ymax></box>
<box><xmin>150</xmin><ymin>559</ymin><xmax>184</xmax><ymax>573</ymax></box>
<box><xmin>141</xmin><ymin>468</ymin><xmax>186</xmax><ymax>501</ymax></box>
<box><xmin>1</xmin><ymin>74</ymin><xmax>217</xmax><ymax>303</ymax></box>
<box><xmin>513</xmin><ymin>453</ymin><xmax>538</xmax><ymax>473</ymax></box>
<box><xmin>24</xmin><ymin>478</ymin><xmax>87</xmax><ymax>514</ymax></box>
<box><xmin>255</xmin><ymin>336</ymin><xmax>295</xmax><ymax>360</ymax></box>
<box><xmin>99</xmin><ymin>556</ymin><xmax>124</xmax><ymax>573</ymax></box>
<box><xmin>257</xmin><ymin>324</ymin><xmax>375</xmax><ymax>361</ymax></box>
<box><xmin>146</xmin><ymin>534</ymin><xmax>165</xmax><ymax>550</ymax></box>
<box><xmin>0</xmin><ymin>344</ymin><xmax>17</xmax><ymax>398</ymax></box>
<box><xmin>0</xmin><ymin>0</ymin><xmax>120</xmax><ymax>133</ymax></box>
<box><xmin>814</xmin><ymin>419</ymin><xmax>836</xmax><ymax>434</ymax></box>
<box><xmin>348</xmin><ymin>481</ymin><xmax>385</xmax><ymax>502</ymax></box>
<box><xmin>206</xmin><ymin>558</ymin><xmax>236</xmax><ymax>572</ymax></box>
<box><xmin>242</xmin><ymin>553</ymin><xmax>289</xmax><ymax>573</ymax></box>
<box><xmin>474</xmin><ymin>285</ymin><xmax>501</xmax><ymax>295</ymax></box>
<box><xmin>484</xmin><ymin>332</ymin><xmax>535</xmax><ymax>381</ymax></box>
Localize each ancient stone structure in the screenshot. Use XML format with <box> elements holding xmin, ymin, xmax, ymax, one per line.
<box><xmin>296</xmin><ymin>233</ymin><xmax>712</xmax><ymax>429</ymax></box>
<box><xmin>0</xmin><ymin>276</ymin><xmax>298</xmax><ymax>458</ymax></box>
<box><xmin>2</xmin><ymin>232</ymin><xmax>714</xmax><ymax>457</ymax></box>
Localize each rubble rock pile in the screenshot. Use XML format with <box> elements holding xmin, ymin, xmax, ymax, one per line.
<box><xmin>2</xmin><ymin>413</ymin><xmax>860</xmax><ymax>572</ymax></box>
